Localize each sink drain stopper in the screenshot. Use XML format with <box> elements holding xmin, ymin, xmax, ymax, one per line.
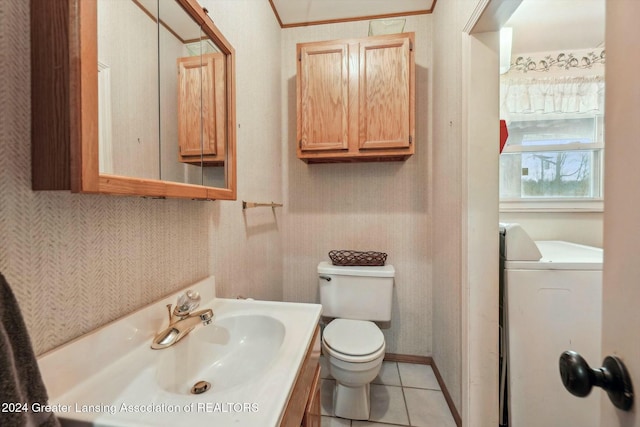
<box><xmin>190</xmin><ymin>380</ymin><xmax>211</xmax><ymax>394</ymax></box>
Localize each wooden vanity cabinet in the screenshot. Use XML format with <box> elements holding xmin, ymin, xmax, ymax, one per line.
<box><xmin>303</xmin><ymin>365</ymin><xmax>322</xmax><ymax>427</ymax></box>
<box><xmin>178</xmin><ymin>53</ymin><xmax>226</xmax><ymax>166</ymax></box>
<box><xmin>296</xmin><ymin>33</ymin><xmax>415</xmax><ymax>163</ymax></box>
<box><xmin>280</xmin><ymin>325</ymin><xmax>321</xmax><ymax>427</ymax></box>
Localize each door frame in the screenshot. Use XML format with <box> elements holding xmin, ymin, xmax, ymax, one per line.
<box><xmin>460</xmin><ymin>1</ymin><xmax>522</xmax><ymax>425</ymax></box>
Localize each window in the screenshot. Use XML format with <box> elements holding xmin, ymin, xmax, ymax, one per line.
<box><xmin>500</xmin><ymin>74</ymin><xmax>605</xmax><ymax>211</ymax></box>
<box><xmin>500</xmin><ymin>115</ymin><xmax>603</xmax><ymax>200</ymax></box>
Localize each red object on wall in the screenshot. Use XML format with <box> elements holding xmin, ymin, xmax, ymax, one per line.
<box><xmin>500</xmin><ymin>120</ymin><xmax>508</xmax><ymax>154</ymax></box>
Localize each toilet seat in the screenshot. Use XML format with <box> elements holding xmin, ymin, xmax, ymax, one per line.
<box><xmin>323</xmin><ymin>319</ymin><xmax>385</xmax><ymax>363</ymax></box>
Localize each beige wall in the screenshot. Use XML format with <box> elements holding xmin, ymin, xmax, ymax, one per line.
<box><xmin>0</xmin><ymin>0</ymin><xmax>283</xmax><ymax>355</ymax></box>
<box><xmin>431</xmin><ymin>0</ymin><xmax>496</xmax><ymax>414</ymax></box>
<box><xmin>431</xmin><ymin>0</ymin><xmax>464</xmax><ymax>411</ymax></box>
<box><xmin>202</xmin><ymin>0</ymin><xmax>284</xmax><ymax>301</ymax></box>
<box><xmin>500</xmin><ymin>212</ymin><xmax>603</xmax><ymax>247</ymax></box>
<box><xmin>280</xmin><ymin>17</ymin><xmax>433</xmax><ymax>357</ymax></box>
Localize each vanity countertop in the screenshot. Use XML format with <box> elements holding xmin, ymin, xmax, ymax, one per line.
<box><xmin>38</xmin><ymin>277</ymin><xmax>322</xmax><ymax>426</ymax></box>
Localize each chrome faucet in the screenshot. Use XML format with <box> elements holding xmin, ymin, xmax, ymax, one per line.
<box><xmin>151</xmin><ymin>290</ymin><xmax>214</xmax><ymax>350</ymax></box>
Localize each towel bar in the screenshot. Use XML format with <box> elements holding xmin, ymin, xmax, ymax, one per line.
<box><xmin>242</xmin><ymin>201</ymin><xmax>283</xmax><ymax>210</ymax></box>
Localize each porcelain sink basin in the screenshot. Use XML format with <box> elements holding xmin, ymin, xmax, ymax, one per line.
<box><xmin>156</xmin><ymin>314</ymin><xmax>286</xmax><ymax>395</ymax></box>
<box><xmin>37</xmin><ymin>277</ymin><xmax>321</xmax><ymax>427</ymax></box>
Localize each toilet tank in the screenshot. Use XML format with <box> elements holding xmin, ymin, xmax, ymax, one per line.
<box><xmin>318</xmin><ymin>261</ymin><xmax>395</xmax><ymax>322</ymax></box>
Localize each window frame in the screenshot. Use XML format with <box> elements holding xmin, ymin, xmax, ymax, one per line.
<box><xmin>499</xmin><ymin>114</ymin><xmax>604</xmax><ymax>212</ymax></box>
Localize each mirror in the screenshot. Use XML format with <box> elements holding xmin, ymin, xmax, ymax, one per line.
<box><xmin>95</xmin><ymin>0</ymin><xmax>235</xmax><ymax>198</ymax></box>
<box><xmin>158</xmin><ymin>0</ymin><xmax>205</xmax><ymax>186</ymax></box>
<box><xmin>97</xmin><ymin>0</ymin><xmax>160</xmax><ymax>180</ymax></box>
<box><xmin>200</xmin><ymin>31</ymin><xmax>227</xmax><ymax>189</ymax></box>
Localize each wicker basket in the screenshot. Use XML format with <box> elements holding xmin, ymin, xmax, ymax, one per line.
<box><xmin>328</xmin><ymin>250</ymin><xmax>387</xmax><ymax>266</ymax></box>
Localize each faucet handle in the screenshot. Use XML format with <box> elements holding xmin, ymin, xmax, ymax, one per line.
<box><xmin>199</xmin><ymin>310</ymin><xmax>214</xmax><ymax>325</ymax></box>
<box><xmin>174</xmin><ymin>290</ymin><xmax>201</xmax><ymax>316</ymax></box>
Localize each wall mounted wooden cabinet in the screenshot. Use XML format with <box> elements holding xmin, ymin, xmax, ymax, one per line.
<box><xmin>296</xmin><ymin>33</ymin><xmax>415</xmax><ymax>164</ymax></box>
<box><xmin>31</xmin><ymin>0</ymin><xmax>236</xmax><ymax>200</ymax></box>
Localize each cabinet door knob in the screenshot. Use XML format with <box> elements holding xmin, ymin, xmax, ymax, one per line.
<box><xmin>559</xmin><ymin>350</ymin><xmax>634</xmax><ymax>411</ymax></box>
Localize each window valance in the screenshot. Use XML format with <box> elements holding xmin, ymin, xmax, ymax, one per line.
<box><xmin>500</xmin><ymin>75</ymin><xmax>605</xmax><ymax>119</ymax></box>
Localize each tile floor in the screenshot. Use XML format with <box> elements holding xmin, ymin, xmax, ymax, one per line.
<box><xmin>319</xmin><ymin>356</ymin><xmax>457</xmax><ymax>427</ymax></box>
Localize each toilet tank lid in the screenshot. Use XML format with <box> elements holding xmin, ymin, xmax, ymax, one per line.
<box><xmin>318</xmin><ymin>261</ymin><xmax>395</xmax><ymax>277</ymax></box>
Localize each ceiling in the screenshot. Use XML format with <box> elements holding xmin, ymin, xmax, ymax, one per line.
<box><xmin>269</xmin><ymin>0</ymin><xmax>436</xmax><ymax>28</ymax></box>
<box><xmin>505</xmin><ymin>0</ymin><xmax>605</xmax><ymax>53</ymax></box>
<box><xmin>268</xmin><ymin>0</ymin><xmax>604</xmax><ymax>53</ymax></box>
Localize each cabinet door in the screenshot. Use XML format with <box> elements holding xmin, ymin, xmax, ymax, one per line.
<box><xmin>178</xmin><ymin>55</ymin><xmax>205</xmax><ymax>158</ymax></box>
<box><xmin>359</xmin><ymin>36</ymin><xmax>413</xmax><ymax>150</ymax></box>
<box><xmin>298</xmin><ymin>43</ymin><xmax>350</xmax><ymax>152</ymax></box>
<box><xmin>302</xmin><ymin>365</ymin><xmax>321</xmax><ymax>427</ymax></box>
<box><xmin>178</xmin><ymin>53</ymin><xmax>226</xmax><ymax>162</ymax></box>
<box><xmin>201</xmin><ymin>52</ymin><xmax>226</xmax><ymax>161</ymax></box>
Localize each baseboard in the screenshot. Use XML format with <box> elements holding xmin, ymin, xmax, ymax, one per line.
<box><xmin>384</xmin><ymin>352</ymin><xmax>430</xmax><ymax>364</ymax></box>
<box><xmin>429</xmin><ymin>357</ymin><xmax>462</xmax><ymax>427</ymax></box>
<box><xmin>384</xmin><ymin>353</ymin><xmax>462</xmax><ymax>427</ymax></box>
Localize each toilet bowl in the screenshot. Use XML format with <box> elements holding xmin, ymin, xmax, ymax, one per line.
<box><xmin>317</xmin><ymin>261</ymin><xmax>394</xmax><ymax>420</ymax></box>
<box><xmin>322</xmin><ymin>318</ymin><xmax>386</xmax><ymax>419</ymax></box>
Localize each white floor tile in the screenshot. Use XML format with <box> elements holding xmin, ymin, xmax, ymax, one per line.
<box><xmin>322</xmin><ymin>415</ymin><xmax>351</xmax><ymax>427</ymax></box>
<box><xmin>397</xmin><ymin>363</ymin><xmax>441</xmax><ymax>390</ymax></box>
<box><xmin>322</xmin><ymin>363</ymin><xmax>449</xmax><ymax>427</ymax></box>
<box><xmin>404</xmin><ymin>388</ymin><xmax>456</xmax><ymax>427</ymax></box>
<box><xmin>368</xmin><ymin>384</ymin><xmax>409</xmax><ymax>426</ymax></box>
<box><xmin>372</xmin><ymin>361</ymin><xmax>401</xmax><ymax>386</ymax></box>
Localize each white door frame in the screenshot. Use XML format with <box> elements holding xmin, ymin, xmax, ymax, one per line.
<box><xmin>460</xmin><ymin>1</ymin><xmax>522</xmax><ymax>425</ymax></box>
<box><xmin>461</xmin><ymin>30</ymin><xmax>500</xmax><ymax>426</ymax></box>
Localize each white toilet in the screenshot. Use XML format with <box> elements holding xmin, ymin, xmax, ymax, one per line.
<box><xmin>318</xmin><ymin>261</ymin><xmax>395</xmax><ymax>420</ymax></box>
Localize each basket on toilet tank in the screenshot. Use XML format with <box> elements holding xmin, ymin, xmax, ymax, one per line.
<box><xmin>328</xmin><ymin>250</ymin><xmax>387</xmax><ymax>266</ymax></box>
<box><xmin>318</xmin><ymin>261</ymin><xmax>395</xmax><ymax>322</ymax></box>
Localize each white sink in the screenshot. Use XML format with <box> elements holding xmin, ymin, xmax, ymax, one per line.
<box><xmin>38</xmin><ymin>277</ymin><xmax>321</xmax><ymax>427</ymax></box>
<box><xmin>156</xmin><ymin>314</ymin><xmax>286</xmax><ymax>395</ymax></box>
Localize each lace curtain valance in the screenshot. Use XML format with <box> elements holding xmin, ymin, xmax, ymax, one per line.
<box><xmin>500</xmin><ymin>75</ymin><xmax>605</xmax><ymax>120</ymax></box>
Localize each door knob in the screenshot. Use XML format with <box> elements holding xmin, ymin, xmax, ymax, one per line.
<box><xmin>559</xmin><ymin>350</ymin><xmax>634</xmax><ymax>411</ymax></box>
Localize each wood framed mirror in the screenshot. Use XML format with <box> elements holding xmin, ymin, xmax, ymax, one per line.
<box><xmin>31</xmin><ymin>0</ymin><xmax>236</xmax><ymax>200</ymax></box>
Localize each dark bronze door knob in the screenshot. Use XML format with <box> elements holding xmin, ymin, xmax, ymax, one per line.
<box><xmin>559</xmin><ymin>350</ymin><xmax>634</xmax><ymax>411</ymax></box>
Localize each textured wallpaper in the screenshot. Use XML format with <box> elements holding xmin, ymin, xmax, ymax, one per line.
<box><xmin>430</xmin><ymin>0</ymin><xmax>466</xmax><ymax>411</ymax></box>
<box><xmin>202</xmin><ymin>0</ymin><xmax>285</xmax><ymax>303</ymax></box>
<box><xmin>1</xmin><ymin>0</ymin><xmax>439</xmax><ymax>367</ymax></box>
<box><xmin>0</xmin><ymin>0</ymin><xmax>285</xmax><ymax>356</ymax></box>
<box><xmin>0</xmin><ymin>0</ymin><xmax>210</xmax><ymax>355</ymax></box>
<box><xmin>280</xmin><ymin>16</ymin><xmax>434</xmax><ymax>357</ymax></box>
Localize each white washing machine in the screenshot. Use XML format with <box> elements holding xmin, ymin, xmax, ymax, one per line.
<box><xmin>502</xmin><ymin>223</ymin><xmax>603</xmax><ymax>427</ymax></box>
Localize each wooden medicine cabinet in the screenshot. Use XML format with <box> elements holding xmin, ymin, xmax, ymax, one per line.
<box><xmin>296</xmin><ymin>33</ymin><xmax>415</xmax><ymax>163</ymax></box>
<box><xmin>31</xmin><ymin>0</ymin><xmax>236</xmax><ymax>200</ymax></box>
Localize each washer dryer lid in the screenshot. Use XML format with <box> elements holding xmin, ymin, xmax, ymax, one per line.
<box><xmin>323</xmin><ymin>319</ymin><xmax>384</xmax><ymax>356</ymax></box>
